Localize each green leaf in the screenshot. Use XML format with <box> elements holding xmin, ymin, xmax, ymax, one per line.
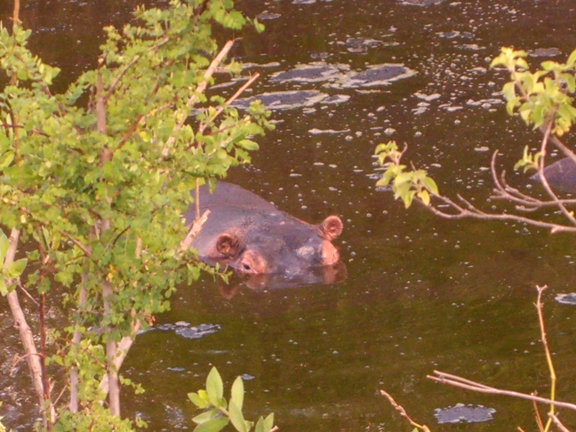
<box><xmin>0</xmin><ymin>151</ymin><xmax>14</xmax><ymax>169</ymax></box>
<box><xmin>193</xmin><ymin>409</ymin><xmax>217</xmax><ymax>425</ymax></box>
<box><xmin>230</xmin><ymin>377</ymin><xmax>244</xmax><ymax>412</ymax></box>
<box><xmin>0</xmin><ymin>277</ymin><xmax>8</xmax><ymax>296</ymax></box>
<box><xmin>422</xmin><ymin>176</ymin><xmax>439</xmax><ymax>195</ymax></box>
<box><xmin>541</xmin><ymin>61</ymin><xmax>557</xmax><ymax>71</ymax></box>
<box><xmin>568</xmin><ymin>48</ymin><xmax>576</xmax><ymax>66</ymax></box>
<box><xmin>400</xmin><ymin>190</ymin><xmax>415</xmax><ymax>209</ymax></box>
<box><xmin>253</xmin><ymin>20</ymin><xmax>265</xmax><ymax>33</ymax></box>
<box><xmin>502</xmin><ymin>82</ymin><xmax>516</xmax><ymax>102</ymax></box>
<box><xmin>228</xmin><ymin>401</ymin><xmax>248</xmax><ymax>432</ymax></box>
<box><xmin>417</xmin><ymin>189</ymin><xmax>430</xmax><ymax>206</ymax></box>
<box><xmin>562</xmin><ymin>73</ymin><xmax>576</xmax><ymax>93</ymax></box>
<box><xmin>375</xmin><ymin>176</ymin><xmax>391</xmax><ymax>187</ymax></box>
<box><xmin>262</xmin><ymin>413</ymin><xmax>274</xmax><ymax>432</ymax></box>
<box><xmin>394</xmin><ymin>172</ymin><xmax>413</xmax><ymax>187</ymax></box>
<box><xmin>6</xmin><ymin>258</ymin><xmax>27</xmax><ymax>278</ymax></box>
<box><xmin>255</xmin><ymin>417</ymin><xmax>264</xmax><ymax>432</ymax></box>
<box><xmin>189</xmin><ymin>392</ymin><xmax>210</xmax><ymax>409</ymax></box>
<box><xmin>206</xmin><ymin>367</ymin><xmax>224</xmax><ymax>407</ymax></box>
<box><xmin>0</xmin><ymin>231</ymin><xmax>8</xmax><ymax>262</ymax></box>
<box><xmin>237</xmin><ymin>140</ymin><xmax>259</xmax><ymax>151</ymax></box>
<box><xmin>193</xmin><ymin>417</ymin><xmax>229</xmax><ymax>432</ymax></box>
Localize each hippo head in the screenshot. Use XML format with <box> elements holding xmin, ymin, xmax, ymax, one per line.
<box><xmin>213</xmin><ymin>215</ymin><xmax>343</xmax><ymax>276</ymax></box>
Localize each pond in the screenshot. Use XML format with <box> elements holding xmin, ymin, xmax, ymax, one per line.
<box><xmin>2</xmin><ymin>0</ymin><xmax>576</xmax><ymax>430</ymax></box>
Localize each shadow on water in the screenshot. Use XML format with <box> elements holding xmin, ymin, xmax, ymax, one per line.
<box><xmin>4</xmin><ymin>0</ymin><xmax>576</xmax><ymax>431</ymax></box>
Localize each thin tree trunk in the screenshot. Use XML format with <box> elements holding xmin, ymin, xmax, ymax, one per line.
<box><xmin>69</xmin><ymin>268</ymin><xmax>88</xmax><ymax>412</ymax></box>
<box><xmin>98</xmin><ymin>322</ymin><xmax>140</xmax><ymax>396</ymax></box>
<box><xmin>103</xmin><ymin>278</ymin><xmax>120</xmax><ymax>416</ymax></box>
<box><xmin>4</xmin><ymin>228</ymin><xmax>53</xmax><ymax>426</ymax></box>
<box><xmin>95</xmin><ymin>61</ymin><xmax>121</xmax><ymax>416</ymax></box>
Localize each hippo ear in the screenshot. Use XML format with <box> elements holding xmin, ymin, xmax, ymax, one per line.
<box><xmin>216</xmin><ymin>233</ymin><xmax>241</xmax><ymax>258</ymax></box>
<box><xmin>319</xmin><ymin>215</ymin><xmax>343</xmax><ymax>240</ymax></box>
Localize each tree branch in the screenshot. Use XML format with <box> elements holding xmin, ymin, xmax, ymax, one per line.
<box><xmin>198</xmin><ymin>72</ymin><xmax>260</xmax><ymax>136</ymax></box>
<box><xmin>379</xmin><ymin>390</ymin><xmax>431</xmax><ymax>432</ymax></box>
<box><xmin>180</xmin><ymin>209</ymin><xmax>210</xmax><ymax>251</ymax></box>
<box><xmin>103</xmin><ymin>37</ymin><xmax>170</xmax><ymax>103</ymax></box>
<box><xmin>424</xmin><ymin>193</ymin><xmax>576</xmax><ymax>233</ymax></box>
<box><xmin>428</xmin><ymin>370</ymin><xmax>576</xmax><ymax>411</ymax></box>
<box><xmin>161</xmin><ymin>39</ymin><xmax>236</xmax><ymax>158</ymax></box>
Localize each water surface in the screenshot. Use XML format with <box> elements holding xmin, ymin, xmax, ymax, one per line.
<box><xmin>2</xmin><ymin>0</ymin><xmax>576</xmax><ymax>430</ymax></box>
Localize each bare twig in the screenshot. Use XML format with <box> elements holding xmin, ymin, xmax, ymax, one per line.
<box><xmin>11</xmin><ymin>0</ymin><xmax>20</xmax><ymax>26</ymax></box>
<box><xmin>162</xmin><ymin>39</ymin><xmax>237</xmax><ymax>157</ymax></box>
<box><xmin>103</xmin><ymin>37</ymin><xmax>170</xmax><ymax>103</ymax></box>
<box><xmin>11</xmin><ymin>352</ymin><xmax>44</xmax><ymax>370</ymax></box>
<box><xmin>16</xmin><ymin>279</ymin><xmax>40</xmax><ymax>307</ymax></box>
<box><xmin>428</xmin><ymin>370</ymin><xmax>576</xmax><ymax>411</ymax></box>
<box><xmin>549</xmin><ymin>413</ymin><xmax>571</xmax><ymax>432</ymax></box>
<box><xmin>423</xmin><ymin>193</ymin><xmax>576</xmax><ymax>233</ymax></box>
<box><xmin>546</xmin><ymin>130</ymin><xmax>576</xmax><ymax>165</ymax></box>
<box><xmin>197</xmin><ymin>72</ymin><xmax>260</xmax><ymax>136</ymax></box>
<box><xmin>535</xmin><ymin>285</ymin><xmax>557</xmax><ymax>432</ymax></box>
<box><xmin>532</xmin><ymin>397</ymin><xmax>545</xmax><ymax>432</ymax></box>
<box><xmin>379</xmin><ymin>390</ymin><xmax>431</xmax><ymax>432</ymax></box>
<box><xmin>180</xmin><ymin>209</ymin><xmax>210</xmax><ymax>251</ymax></box>
<box><xmin>489</xmin><ymin>151</ymin><xmax>576</xmax><ymax>209</ymax></box>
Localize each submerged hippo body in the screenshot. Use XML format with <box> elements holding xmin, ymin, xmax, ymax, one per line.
<box><xmin>530</xmin><ymin>157</ymin><xmax>576</xmax><ymax>193</ymax></box>
<box><xmin>184</xmin><ymin>182</ymin><xmax>344</xmax><ymax>277</ymax></box>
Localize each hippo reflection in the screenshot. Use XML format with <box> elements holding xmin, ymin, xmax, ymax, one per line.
<box><xmin>184</xmin><ymin>182</ymin><xmax>344</xmax><ymax>281</ymax></box>
<box><xmin>218</xmin><ymin>261</ymin><xmax>347</xmax><ymax>299</ymax></box>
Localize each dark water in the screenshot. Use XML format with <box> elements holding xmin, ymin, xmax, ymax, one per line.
<box><xmin>3</xmin><ymin>0</ymin><xmax>576</xmax><ymax>430</ymax></box>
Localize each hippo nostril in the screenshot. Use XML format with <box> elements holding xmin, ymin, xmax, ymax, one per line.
<box><xmin>241</xmin><ymin>263</ymin><xmax>252</xmax><ymax>272</ymax></box>
<box><xmin>284</xmin><ymin>266</ymin><xmax>303</xmax><ymax>277</ymax></box>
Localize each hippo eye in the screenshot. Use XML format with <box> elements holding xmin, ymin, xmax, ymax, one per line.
<box><xmin>241</xmin><ymin>262</ymin><xmax>252</xmax><ymax>272</ymax></box>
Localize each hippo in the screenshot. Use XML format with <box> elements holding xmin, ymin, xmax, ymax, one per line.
<box><xmin>529</xmin><ymin>157</ymin><xmax>576</xmax><ymax>193</ymax></box>
<box><xmin>183</xmin><ymin>182</ymin><xmax>344</xmax><ymax>279</ymax></box>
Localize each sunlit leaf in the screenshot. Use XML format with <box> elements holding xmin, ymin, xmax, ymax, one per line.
<box><xmin>0</xmin><ymin>277</ymin><xmax>8</xmax><ymax>296</ymax></box>
<box><xmin>6</xmin><ymin>258</ymin><xmax>27</xmax><ymax>279</ymax></box>
<box><xmin>401</xmin><ymin>190</ymin><xmax>415</xmax><ymax>209</ymax></box>
<box><xmin>206</xmin><ymin>367</ymin><xmax>224</xmax><ymax>407</ymax></box>
<box><xmin>422</xmin><ymin>176</ymin><xmax>439</xmax><ymax>195</ymax></box>
<box><xmin>192</xmin><ymin>409</ymin><xmax>217</xmax><ymax>425</ymax></box>
<box><xmin>502</xmin><ymin>82</ymin><xmax>516</xmax><ymax>102</ymax></box>
<box><xmin>237</xmin><ymin>140</ymin><xmax>259</xmax><ymax>151</ymax></box>
<box><xmin>541</xmin><ymin>61</ymin><xmax>557</xmax><ymax>71</ymax></box>
<box><xmin>228</xmin><ymin>401</ymin><xmax>247</xmax><ymax>432</ymax></box>
<box><xmin>189</xmin><ymin>392</ymin><xmax>210</xmax><ymax>409</ymax></box>
<box><xmin>568</xmin><ymin>48</ymin><xmax>576</xmax><ymax>66</ymax></box>
<box><xmin>262</xmin><ymin>413</ymin><xmax>274</xmax><ymax>431</ymax></box>
<box><xmin>193</xmin><ymin>416</ymin><xmax>229</xmax><ymax>432</ymax></box>
<box><xmin>230</xmin><ymin>377</ymin><xmax>244</xmax><ymax>412</ymax></box>
<box><xmin>417</xmin><ymin>190</ymin><xmax>430</xmax><ymax>206</ymax></box>
<box><xmin>0</xmin><ymin>231</ymin><xmax>8</xmax><ymax>262</ymax></box>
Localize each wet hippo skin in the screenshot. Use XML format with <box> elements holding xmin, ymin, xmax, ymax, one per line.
<box><xmin>183</xmin><ymin>182</ymin><xmax>344</xmax><ymax>277</ymax></box>
<box><xmin>530</xmin><ymin>157</ymin><xmax>576</xmax><ymax>193</ymax></box>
